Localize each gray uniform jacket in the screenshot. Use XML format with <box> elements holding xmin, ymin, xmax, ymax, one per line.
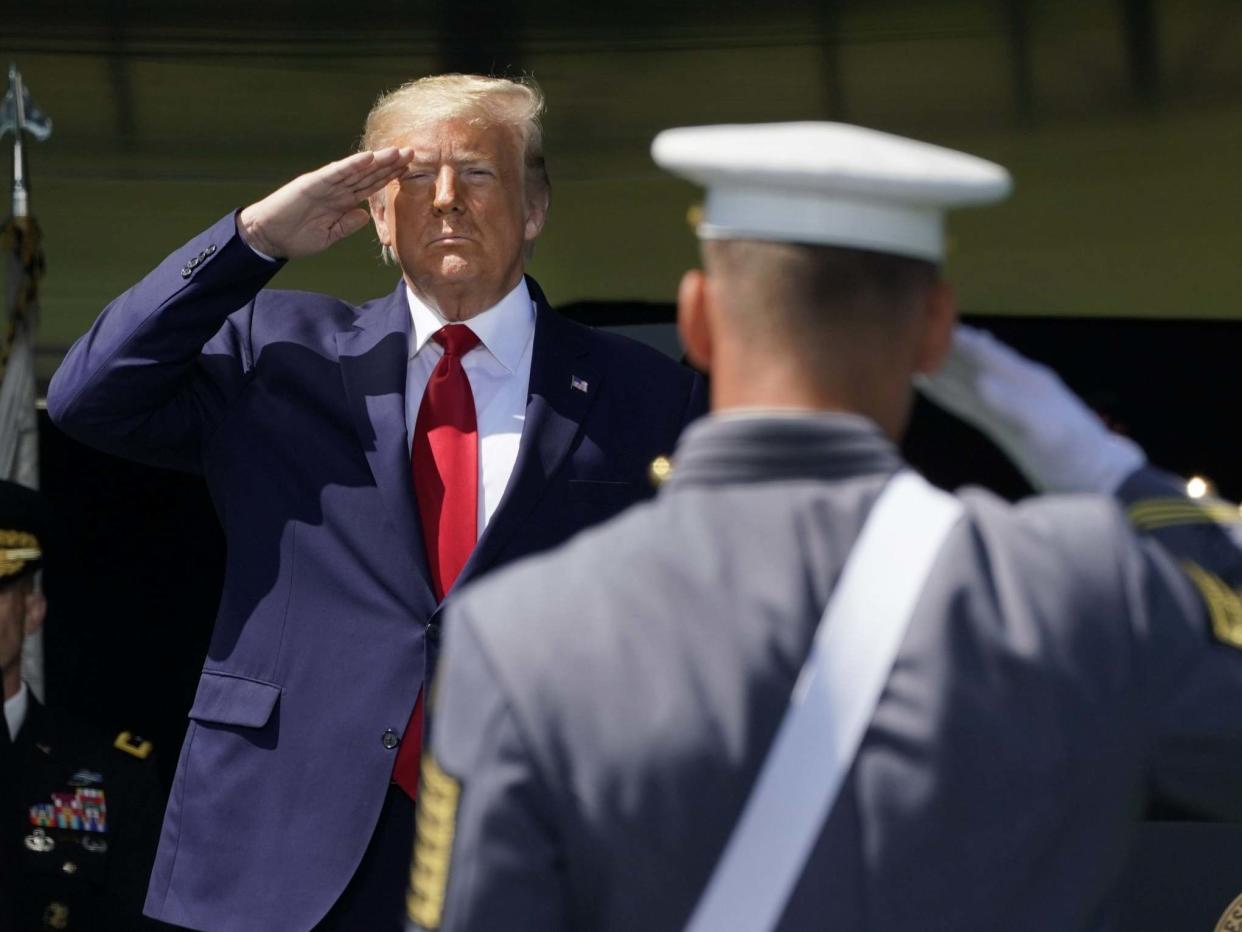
<box><xmin>412</xmin><ymin>413</ymin><xmax>1242</xmax><ymax>932</ymax></box>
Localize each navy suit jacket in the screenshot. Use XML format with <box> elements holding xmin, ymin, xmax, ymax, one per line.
<box><xmin>47</xmin><ymin>212</ymin><xmax>706</xmax><ymax>931</ymax></box>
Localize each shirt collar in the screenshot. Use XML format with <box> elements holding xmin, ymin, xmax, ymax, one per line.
<box><xmin>5</xmin><ymin>680</ymin><xmax>28</xmax><ymax>742</ymax></box>
<box><xmin>407</xmin><ymin>278</ymin><xmax>534</xmax><ymax>374</ymax></box>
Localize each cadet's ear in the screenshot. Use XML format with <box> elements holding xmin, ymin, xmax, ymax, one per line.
<box><xmin>915</xmin><ymin>279</ymin><xmax>957</xmax><ymax>375</ymax></box>
<box><xmin>677</xmin><ymin>269</ymin><xmax>712</xmax><ymax>373</ymax></box>
<box><xmin>23</xmin><ymin>587</ymin><xmax>46</xmax><ymax>639</ymax></box>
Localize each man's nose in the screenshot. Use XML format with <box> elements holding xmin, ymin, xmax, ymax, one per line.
<box><xmin>432</xmin><ymin>167</ymin><xmax>462</xmax><ymax>214</ymax></box>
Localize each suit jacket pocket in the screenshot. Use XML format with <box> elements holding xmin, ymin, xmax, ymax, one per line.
<box><xmin>188</xmin><ymin>670</ymin><xmax>282</xmax><ymax>728</ymax></box>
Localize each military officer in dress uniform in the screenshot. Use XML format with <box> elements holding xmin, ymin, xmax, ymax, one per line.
<box><xmin>406</xmin><ymin>122</ymin><xmax>1242</xmax><ymax>932</ymax></box>
<box><xmin>0</xmin><ymin>480</ymin><xmax>166</xmax><ymax>930</ymax></box>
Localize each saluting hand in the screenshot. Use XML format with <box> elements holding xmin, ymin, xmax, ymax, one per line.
<box><xmin>237</xmin><ymin>148</ymin><xmax>414</xmax><ymax>260</ymax></box>
<box><xmin>916</xmin><ymin>325</ymin><xmax>1146</xmax><ymax>494</ymax></box>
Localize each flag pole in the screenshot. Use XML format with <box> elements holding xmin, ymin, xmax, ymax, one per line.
<box><xmin>1</xmin><ymin>63</ymin><xmax>51</xmax><ymax>699</ymax></box>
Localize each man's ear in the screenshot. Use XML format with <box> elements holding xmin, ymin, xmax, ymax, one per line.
<box><xmin>914</xmin><ymin>279</ymin><xmax>957</xmax><ymax>375</ymax></box>
<box><xmin>524</xmin><ymin>192</ymin><xmax>549</xmax><ymax>243</ymax></box>
<box><xmin>369</xmin><ymin>190</ymin><xmax>392</xmax><ymax>247</ymax></box>
<box><xmin>23</xmin><ymin>587</ymin><xmax>46</xmax><ymax>639</ymax></box>
<box><xmin>677</xmin><ymin>269</ymin><xmax>712</xmax><ymax>373</ymax></box>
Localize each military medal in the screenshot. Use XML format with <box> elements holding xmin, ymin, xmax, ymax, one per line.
<box><xmin>24</xmin><ymin>829</ymin><xmax>54</xmax><ymax>853</ymax></box>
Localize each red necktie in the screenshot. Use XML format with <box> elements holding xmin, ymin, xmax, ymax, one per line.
<box><xmin>394</xmin><ymin>324</ymin><xmax>481</xmax><ymax>799</ymax></box>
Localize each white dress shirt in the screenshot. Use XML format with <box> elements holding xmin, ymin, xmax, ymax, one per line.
<box><xmin>404</xmin><ymin>279</ymin><xmax>535</xmax><ymax>538</ymax></box>
<box><xmin>5</xmin><ymin>679</ymin><xmax>28</xmax><ymax>741</ymax></box>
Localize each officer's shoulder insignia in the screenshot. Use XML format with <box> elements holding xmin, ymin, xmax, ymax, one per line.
<box><xmin>407</xmin><ymin>753</ymin><xmax>462</xmax><ymax>930</ymax></box>
<box><xmin>1181</xmin><ymin>561</ymin><xmax>1242</xmax><ymax>649</ymax></box>
<box><xmin>1214</xmin><ymin>890</ymin><xmax>1242</xmax><ymax>932</ymax></box>
<box><xmin>113</xmin><ymin>731</ymin><xmax>153</xmax><ymax>760</ymax></box>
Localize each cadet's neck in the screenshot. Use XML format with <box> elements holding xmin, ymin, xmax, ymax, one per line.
<box><xmin>710</xmin><ymin>346</ymin><xmax>913</xmax><ymax>441</ymax></box>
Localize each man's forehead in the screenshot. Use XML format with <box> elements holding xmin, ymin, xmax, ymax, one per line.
<box><xmin>400</xmin><ymin>118</ymin><xmax>519</xmax><ymax>158</ymax></box>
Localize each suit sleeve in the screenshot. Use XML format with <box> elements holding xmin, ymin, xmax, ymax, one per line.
<box><xmin>1112</xmin><ymin>469</ymin><xmax>1242</xmax><ymax>817</ymax></box>
<box><xmin>409</xmin><ymin>607</ymin><xmax>570</xmax><ymax>932</ymax></box>
<box><xmin>46</xmin><ymin>212</ymin><xmax>284</xmax><ymax>473</ymax></box>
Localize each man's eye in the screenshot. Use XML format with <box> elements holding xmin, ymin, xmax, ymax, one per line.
<box><xmin>465</xmin><ymin>168</ymin><xmax>494</xmax><ymax>179</ymax></box>
<box><xmin>401</xmin><ymin>172</ymin><xmax>433</xmax><ymax>182</ymax></box>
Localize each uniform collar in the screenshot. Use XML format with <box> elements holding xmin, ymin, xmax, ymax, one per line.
<box><xmin>406</xmin><ymin>278</ymin><xmax>534</xmax><ymax>374</ymax></box>
<box><xmin>666</xmin><ymin>409</ymin><xmax>904</xmax><ymax>489</ymax></box>
<box><xmin>4</xmin><ymin>679</ymin><xmax>28</xmax><ymax>742</ymax></box>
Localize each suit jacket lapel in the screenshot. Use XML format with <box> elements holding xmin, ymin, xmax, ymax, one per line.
<box><xmin>334</xmin><ymin>283</ymin><xmax>436</xmax><ymax>616</ymax></box>
<box><xmin>456</xmin><ymin>278</ymin><xmax>601</xmax><ymax>589</ymax></box>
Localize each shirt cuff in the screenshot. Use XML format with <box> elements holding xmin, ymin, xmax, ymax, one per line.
<box><xmin>246</xmin><ymin>240</ymin><xmax>280</xmax><ymax>264</ymax></box>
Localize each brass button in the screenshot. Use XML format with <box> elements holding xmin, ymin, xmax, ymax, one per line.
<box><xmin>648</xmin><ymin>455</ymin><xmax>673</xmax><ymax>488</ymax></box>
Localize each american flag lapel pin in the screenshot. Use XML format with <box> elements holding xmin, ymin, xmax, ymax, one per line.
<box><xmin>570</xmin><ymin>375</ymin><xmax>589</xmax><ymax>393</ymax></box>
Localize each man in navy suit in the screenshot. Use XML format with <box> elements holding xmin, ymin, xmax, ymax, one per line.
<box><xmin>47</xmin><ymin>74</ymin><xmax>705</xmax><ymax>931</ymax></box>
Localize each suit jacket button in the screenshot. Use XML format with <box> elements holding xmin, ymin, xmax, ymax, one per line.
<box><xmin>381</xmin><ymin>728</ymin><xmax>400</xmax><ymax>750</ymax></box>
<box><xmin>425</xmin><ymin>622</ymin><xmax>440</xmax><ymax>646</ymax></box>
<box><xmin>180</xmin><ymin>267</ymin><xmax>192</xmax><ymax>278</ymax></box>
<box><xmin>206</xmin><ymin>244</ymin><xmax>217</xmax><ymax>254</ymax></box>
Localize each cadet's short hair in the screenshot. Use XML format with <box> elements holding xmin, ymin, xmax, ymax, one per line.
<box><xmin>704</xmin><ymin>239</ymin><xmax>938</xmax><ymax>326</ymax></box>
<box><xmin>361</xmin><ymin>73</ymin><xmax>549</xmax><ymax>202</ymax></box>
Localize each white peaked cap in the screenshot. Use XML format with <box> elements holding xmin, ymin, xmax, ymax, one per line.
<box><xmin>651</xmin><ymin>122</ymin><xmax>1012</xmax><ymax>262</ymax></box>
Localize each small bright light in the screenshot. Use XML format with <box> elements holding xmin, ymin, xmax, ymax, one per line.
<box><xmin>1187</xmin><ymin>476</ymin><xmax>1209</xmax><ymax>499</ymax></box>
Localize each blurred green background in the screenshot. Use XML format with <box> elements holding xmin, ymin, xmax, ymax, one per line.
<box><xmin>5</xmin><ymin>0</ymin><xmax>1242</xmax><ymax>388</ymax></box>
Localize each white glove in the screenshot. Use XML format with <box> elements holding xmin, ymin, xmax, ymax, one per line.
<box><xmin>915</xmin><ymin>325</ymin><xmax>1146</xmax><ymax>493</ymax></box>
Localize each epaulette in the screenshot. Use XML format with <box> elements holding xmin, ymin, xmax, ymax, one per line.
<box><xmin>113</xmin><ymin>731</ymin><xmax>154</xmax><ymax>760</ymax></box>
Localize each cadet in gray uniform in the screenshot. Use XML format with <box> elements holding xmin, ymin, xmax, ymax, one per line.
<box><xmin>407</xmin><ymin>123</ymin><xmax>1242</xmax><ymax>931</ymax></box>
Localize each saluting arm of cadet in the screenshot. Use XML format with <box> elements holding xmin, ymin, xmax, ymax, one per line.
<box><xmin>46</xmin><ymin>148</ymin><xmax>412</xmax><ymax>471</ymax></box>
<box><xmin>921</xmin><ymin>327</ymin><xmax>1242</xmax><ymax>818</ymax></box>
<box><xmin>915</xmin><ymin>324</ymin><xmax>1146</xmax><ymax>494</ymax></box>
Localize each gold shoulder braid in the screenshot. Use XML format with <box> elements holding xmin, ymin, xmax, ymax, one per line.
<box><xmin>1128</xmin><ymin>497</ymin><xmax>1242</xmax><ymax>532</ymax></box>
<box><xmin>407</xmin><ymin>754</ymin><xmax>463</xmax><ymax>930</ymax></box>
